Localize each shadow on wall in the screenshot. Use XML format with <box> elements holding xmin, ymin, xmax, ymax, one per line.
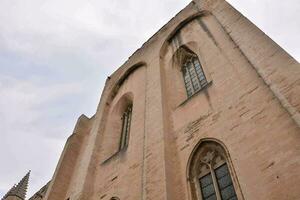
<box><xmin>101</xmin><ymin>92</ymin><xmax>134</xmax><ymax>162</ymax></box>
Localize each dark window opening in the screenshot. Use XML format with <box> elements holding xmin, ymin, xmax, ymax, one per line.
<box><xmin>119</xmin><ymin>105</ymin><xmax>132</xmax><ymax>150</ymax></box>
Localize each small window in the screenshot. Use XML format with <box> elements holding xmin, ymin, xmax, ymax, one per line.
<box><xmin>119</xmin><ymin>105</ymin><xmax>132</xmax><ymax>150</ymax></box>
<box><xmin>182</xmin><ymin>56</ymin><xmax>207</xmax><ymax>97</ymax></box>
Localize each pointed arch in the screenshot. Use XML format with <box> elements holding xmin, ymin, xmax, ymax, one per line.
<box><xmin>109</xmin><ymin>62</ymin><xmax>147</xmax><ymax>102</ymax></box>
<box><xmin>158</xmin><ymin>10</ymin><xmax>213</xmax><ymax>106</ymax></box>
<box><xmin>173</xmin><ymin>45</ymin><xmax>208</xmax><ymax>97</ymax></box>
<box><xmin>159</xmin><ymin>10</ymin><xmax>211</xmax><ymax>59</ymax></box>
<box><xmin>186</xmin><ymin>138</ymin><xmax>244</xmax><ymax>200</ymax></box>
<box><xmin>101</xmin><ymin>92</ymin><xmax>134</xmax><ymax>162</ymax></box>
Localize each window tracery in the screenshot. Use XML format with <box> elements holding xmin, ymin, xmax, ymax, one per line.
<box><xmin>175</xmin><ymin>47</ymin><xmax>208</xmax><ymax>97</ymax></box>
<box><xmin>189</xmin><ymin>141</ymin><xmax>239</xmax><ymax>200</ymax></box>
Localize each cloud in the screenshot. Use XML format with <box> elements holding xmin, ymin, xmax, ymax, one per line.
<box><xmin>0</xmin><ymin>0</ymin><xmax>298</xmax><ymax>198</ymax></box>
<box><xmin>227</xmin><ymin>0</ymin><xmax>300</xmax><ymax>61</ymax></box>
<box><xmin>0</xmin><ymin>0</ymin><xmax>191</xmax><ymax>197</ymax></box>
<box><xmin>0</xmin><ymin>76</ymin><xmax>86</xmax><ymax>197</ymax></box>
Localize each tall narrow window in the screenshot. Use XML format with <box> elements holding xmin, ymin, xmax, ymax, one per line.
<box><xmin>119</xmin><ymin>105</ymin><xmax>132</xmax><ymax>150</ymax></box>
<box><xmin>189</xmin><ymin>141</ymin><xmax>240</xmax><ymax>200</ymax></box>
<box><xmin>182</xmin><ymin>55</ymin><xmax>207</xmax><ymax>97</ymax></box>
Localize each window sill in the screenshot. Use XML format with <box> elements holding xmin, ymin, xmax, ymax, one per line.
<box><xmin>101</xmin><ymin>145</ymin><xmax>128</xmax><ymax>165</ymax></box>
<box><xmin>178</xmin><ymin>80</ymin><xmax>213</xmax><ymax>107</ymax></box>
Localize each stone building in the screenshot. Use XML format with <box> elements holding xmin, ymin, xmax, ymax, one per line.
<box><xmin>1</xmin><ymin>172</ymin><xmax>30</xmax><ymax>200</ymax></box>
<box><xmin>2</xmin><ymin>0</ymin><xmax>300</xmax><ymax>199</ymax></box>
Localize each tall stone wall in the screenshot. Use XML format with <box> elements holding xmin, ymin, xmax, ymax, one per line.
<box><xmin>42</xmin><ymin>0</ymin><xmax>300</xmax><ymax>200</ymax></box>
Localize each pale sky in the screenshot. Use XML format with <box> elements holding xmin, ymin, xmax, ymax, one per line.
<box><xmin>0</xmin><ymin>0</ymin><xmax>299</xmax><ymax>198</ymax></box>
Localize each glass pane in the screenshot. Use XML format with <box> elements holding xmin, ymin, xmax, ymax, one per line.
<box><xmin>218</xmin><ymin>174</ymin><xmax>232</xmax><ymax>189</ymax></box>
<box><xmin>199</xmin><ymin>75</ymin><xmax>206</xmax><ymax>81</ymax></box>
<box><xmin>205</xmin><ymin>194</ymin><xmax>217</xmax><ymax>200</ymax></box>
<box><xmin>215</xmin><ymin>164</ymin><xmax>237</xmax><ymax>200</ymax></box>
<box><xmin>188</xmin><ymin>67</ymin><xmax>196</xmax><ymax>75</ymax></box>
<box><xmin>120</xmin><ymin>105</ymin><xmax>132</xmax><ymax>149</ymax></box>
<box><xmin>186</xmin><ymin>86</ymin><xmax>192</xmax><ymax>91</ymax></box>
<box><xmin>200</xmin><ymin>79</ymin><xmax>207</xmax><ymax>86</ymax></box>
<box><xmin>192</xmin><ymin>78</ymin><xmax>198</xmax><ymax>83</ymax></box>
<box><xmin>193</xmin><ymin>58</ymin><xmax>200</xmax><ymax>66</ymax></box>
<box><xmin>199</xmin><ymin>173</ymin><xmax>216</xmax><ymax>199</ymax></box>
<box><xmin>187</xmin><ymin>90</ymin><xmax>193</xmax><ymax>95</ymax></box>
<box><xmin>187</xmin><ymin>63</ymin><xmax>193</xmax><ymax>70</ymax></box>
<box><xmin>215</xmin><ymin>164</ymin><xmax>229</xmax><ymax>179</ymax></box>
<box><xmin>194</xmin><ymin>63</ymin><xmax>200</xmax><ymax>68</ymax></box>
<box><xmin>220</xmin><ymin>185</ymin><xmax>236</xmax><ymax>200</ymax></box>
<box><xmin>190</xmin><ymin>74</ymin><xmax>196</xmax><ymax>78</ymax></box>
<box><xmin>200</xmin><ymin>174</ymin><xmax>213</xmax><ymax>187</ymax></box>
<box><xmin>186</xmin><ymin>82</ymin><xmax>192</xmax><ymax>87</ymax></box>
<box><xmin>195</xmin><ymin>66</ymin><xmax>201</xmax><ymax>72</ymax></box>
<box><xmin>196</xmin><ymin>71</ymin><xmax>203</xmax><ymax>76</ymax></box>
<box><xmin>187</xmin><ymin>84</ymin><xmax>192</xmax><ymax>88</ymax></box>
<box><xmin>202</xmin><ymin>184</ymin><xmax>215</xmax><ymax>198</ymax></box>
<box><xmin>183</xmin><ymin>56</ymin><xmax>207</xmax><ymax>97</ymax></box>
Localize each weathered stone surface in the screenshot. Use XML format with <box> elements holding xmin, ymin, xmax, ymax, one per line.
<box><xmin>4</xmin><ymin>0</ymin><xmax>299</xmax><ymax>200</ymax></box>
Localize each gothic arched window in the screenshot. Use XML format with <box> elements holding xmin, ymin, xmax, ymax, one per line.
<box><xmin>182</xmin><ymin>54</ymin><xmax>207</xmax><ymax>97</ymax></box>
<box><xmin>119</xmin><ymin>104</ymin><xmax>132</xmax><ymax>150</ymax></box>
<box><xmin>189</xmin><ymin>141</ymin><xmax>240</xmax><ymax>200</ymax></box>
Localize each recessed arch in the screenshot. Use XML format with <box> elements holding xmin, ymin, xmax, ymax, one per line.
<box><xmin>166</xmin><ymin>11</ymin><xmax>211</xmax><ymax>43</ymax></box>
<box><xmin>110</xmin><ymin>92</ymin><xmax>134</xmax><ymax>114</ymax></box>
<box><xmin>158</xmin><ymin>10</ymin><xmax>214</xmax><ymax>107</ymax></box>
<box><xmin>101</xmin><ymin>92</ymin><xmax>134</xmax><ymax>162</ymax></box>
<box><xmin>159</xmin><ymin>10</ymin><xmax>211</xmax><ymax>59</ymax></box>
<box><xmin>186</xmin><ymin>138</ymin><xmax>231</xmax><ymax>180</ymax></box>
<box><xmin>172</xmin><ymin>45</ymin><xmax>197</xmax><ymax>69</ymax></box>
<box><xmin>109</xmin><ymin>62</ymin><xmax>147</xmax><ymax>102</ymax></box>
<box><xmin>186</xmin><ymin>138</ymin><xmax>244</xmax><ymax>200</ymax></box>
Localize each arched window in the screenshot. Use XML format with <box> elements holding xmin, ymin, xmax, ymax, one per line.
<box><xmin>182</xmin><ymin>54</ymin><xmax>207</xmax><ymax>97</ymax></box>
<box><xmin>189</xmin><ymin>141</ymin><xmax>239</xmax><ymax>200</ymax></box>
<box><xmin>119</xmin><ymin>104</ymin><xmax>132</xmax><ymax>150</ymax></box>
<box><xmin>101</xmin><ymin>93</ymin><xmax>133</xmax><ymax>162</ymax></box>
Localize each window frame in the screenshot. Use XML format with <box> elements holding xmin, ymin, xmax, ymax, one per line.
<box><xmin>188</xmin><ymin>141</ymin><xmax>243</xmax><ymax>200</ymax></box>
<box><xmin>182</xmin><ymin>54</ymin><xmax>208</xmax><ymax>98</ymax></box>
<box><xmin>196</xmin><ymin>163</ymin><xmax>237</xmax><ymax>200</ymax></box>
<box><xmin>119</xmin><ymin>104</ymin><xmax>132</xmax><ymax>151</ymax></box>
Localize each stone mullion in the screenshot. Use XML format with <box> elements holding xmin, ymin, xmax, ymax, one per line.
<box><xmin>209</xmin><ymin>164</ymin><xmax>222</xmax><ymax>200</ymax></box>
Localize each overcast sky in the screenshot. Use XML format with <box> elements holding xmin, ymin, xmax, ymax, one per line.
<box><xmin>0</xmin><ymin>0</ymin><xmax>299</xmax><ymax>198</ymax></box>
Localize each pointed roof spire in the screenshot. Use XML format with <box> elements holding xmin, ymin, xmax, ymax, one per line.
<box><xmin>1</xmin><ymin>171</ymin><xmax>30</xmax><ymax>200</ymax></box>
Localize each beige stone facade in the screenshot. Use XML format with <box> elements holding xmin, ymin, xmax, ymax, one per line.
<box><xmin>3</xmin><ymin>0</ymin><xmax>300</xmax><ymax>200</ymax></box>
